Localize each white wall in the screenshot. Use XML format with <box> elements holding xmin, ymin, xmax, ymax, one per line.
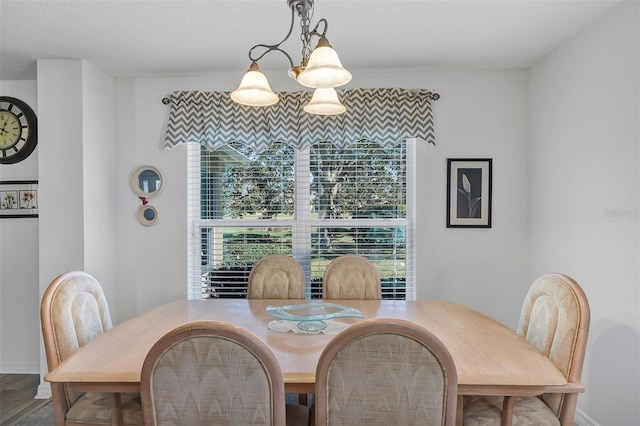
<box><xmin>414</xmin><ymin>71</ymin><xmax>530</xmax><ymax>321</ymax></box>
<box><xmin>35</xmin><ymin>60</ymin><xmax>118</xmax><ymax>397</ymax></box>
<box><xmin>82</xmin><ymin>62</ymin><xmax>118</xmax><ymax>301</ymax></box>
<box><xmin>528</xmin><ymin>2</ymin><xmax>639</xmax><ymax>424</ymax></box>
<box><xmin>0</xmin><ymin>80</ymin><xmax>40</xmax><ymax>373</ymax></box>
<box><xmin>37</xmin><ymin>60</ymin><xmax>86</xmax><ymax>302</ymax></box>
<box><xmin>37</xmin><ymin>59</ymin><xmax>118</xmax><ymax>305</ymax></box>
<box><xmin>111</xmin><ymin>70</ymin><xmax>531</xmax><ymax>327</ymax></box>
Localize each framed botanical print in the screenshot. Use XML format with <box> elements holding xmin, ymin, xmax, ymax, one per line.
<box><xmin>0</xmin><ymin>180</ymin><xmax>38</xmax><ymax>218</ymax></box>
<box><xmin>447</xmin><ymin>159</ymin><xmax>492</xmax><ymax>228</ymax></box>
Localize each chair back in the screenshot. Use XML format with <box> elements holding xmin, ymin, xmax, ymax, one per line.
<box><xmin>40</xmin><ymin>271</ymin><xmax>113</xmax><ymax>408</ymax></box>
<box><xmin>140</xmin><ymin>321</ymin><xmax>286</xmax><ymax>426</ymax></box>
<box><xmin>248</xmin><ymin>254</ymin><xmax>306</xmax><ymax>299</ymax></box>
<box><xmin>322</xmin><ymin>254</ymin><xmax>381</xmax><ymax>299</ymax></box>
<box><xmin>517</xmin><ymin>273</ymin><xmax>590</xmax><ymax>422</ymax></box>
<box><xmin>315</xmin><ymin>318</ymin><xmax>457</xmax><ymax>426</ymax></box>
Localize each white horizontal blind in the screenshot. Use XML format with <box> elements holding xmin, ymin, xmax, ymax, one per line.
<box><xmin>307</xmin><ymin>140</ymin><xmax>412</xmax><ymax>299</ymax></box>
<box><xmin>188</xmin><ymin>142</ymin><xmax>295</xmax><ymax>298</ymax></box>
<box><xmin>187</xmin><ymin>140</ymin><xmax>415</xmax><ymax>300</ymax></box>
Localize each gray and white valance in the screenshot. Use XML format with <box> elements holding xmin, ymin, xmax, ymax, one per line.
<box><xmin>164</xmin><ymin>88</ymin><xmax>437</xmax><ymax>153</ymax></box>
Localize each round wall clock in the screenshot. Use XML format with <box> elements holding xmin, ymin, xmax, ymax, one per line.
<box><xmin>0</xmin><ymin>96</ymin><xmax>38</xmax><ymax>164</ymax></box>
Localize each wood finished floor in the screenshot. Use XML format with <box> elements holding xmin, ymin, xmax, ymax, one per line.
<box><xmin>0</xmin><ymin>374</ymin><xmax>53</xmax><ymax>426</ymax></box>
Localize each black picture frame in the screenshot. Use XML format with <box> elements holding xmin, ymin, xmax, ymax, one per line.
<box><xmin>0</xmin><ymin>180</ymin><xmax>39</xmax><ymax>218</ymax></box>
<box><xmin>447</xmin><ymin>159</ymin><xmax>492</xmax><ymax>228</ymax></box>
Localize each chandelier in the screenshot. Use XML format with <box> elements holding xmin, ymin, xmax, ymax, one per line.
<box><xmin>230</xmin><ymin>0</ymin><xmax>352</xmax><ymax>115</ymax></box>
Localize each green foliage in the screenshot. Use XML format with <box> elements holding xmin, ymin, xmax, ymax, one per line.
<box><xmin>221</xmin><ymin>142</ymin><xmax>295</xmax><ymax>219</ymax></box>
<box><xmin>309</xmin><ymin>140</ymin><xmax>407</xmax><ymax>221</ymax></box>
<box><xmin>208</xmin><ymin>140</ymin><xmax>407</xmax><ymax>223</ymax></box>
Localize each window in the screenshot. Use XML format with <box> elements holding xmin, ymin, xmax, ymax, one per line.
<box><xmin>187</xmin><ymin>139</ymin><xmax>415</xmax><ymax>300</ymax></box>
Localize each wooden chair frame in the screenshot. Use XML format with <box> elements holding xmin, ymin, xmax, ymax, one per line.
<box><xmin>322</xmin><ymin>254</ymin><xmax>381</xmax><ymax>300</ymax></box>
<box><xmin>516</xmin><ymin>273</ymin><xmax>590</xmax><ymax>426</ymax></box>
<box><xmin>248</xmin><ymin>254</ymin><xmax>306</xmax><ymax>299</ymax></box>
<box><xmin>140</xmin><ymin>321</ymin><xmax>287</xmax><ymax>426</ymax></box>
<box><xmin>315</xmin><ymin>318</ymin><xmax>457</xmax><ymax>426</ymax></box>
<box><xmin>465</xmin><ymin>273</ymin><xmax>590</xmax><ymax>426</ymax></box>
<box><xmin>41</xmin><ymin>270</ymin><xmax>126</xmax><ymax>426</ymax></box>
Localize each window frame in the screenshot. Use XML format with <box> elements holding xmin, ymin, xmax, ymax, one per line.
<box><xmin>187</xmin><ymin>140</ymin><xmax>416</xmax><ymax>300</ymax></box>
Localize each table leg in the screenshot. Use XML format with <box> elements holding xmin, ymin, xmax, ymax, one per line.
<box><xmin>501</xmin><ymin>396</ymin><xmax>516</xmax><ymax>426</ymax></box>
<box><xmin>110</xmin><ymin>393</ymin><xmax>123</xmax><ymax>426</ymax></box>
<box><xmin>50</xmin><ymin>383</ymin><xmax>67</xmax><ymax>426</ymax></box>
<box><xmin>456</xmin><ymin>395</ymin><xmax>464</xmax><ymax>426</ymax></box>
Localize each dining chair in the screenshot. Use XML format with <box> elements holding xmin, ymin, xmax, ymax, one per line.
<box><xmin>140</xmin><ymin>320</ymin><xmax>310</xmax><ymax>426</ymax></box>
<box><xmin>314</xmin><ymin>318</ymin><xmax>457</xmax><ymax>426</ymax></box>
<box><xmin>322</xmin><ymin>254</ymin><xmax>381</xmax><ymax>299</ymax></box>
<box><xmin>248</xmin><ymin>254</ymin><xmax>310</xmax><ymax>406</ymax></box>
<box><xmin>248</xmin><ymin>254</ymin><xmax>306</xmax><ymax>299</ymax></box>
<box><xmin>40</xmin><ymin>270</ymin><xmax>143</xmax><ymax>426</ymax></box>
<box><xmin>463</xmin><ymin>273</ymin><xmax>591</xmax><ymax>426</ymax></box>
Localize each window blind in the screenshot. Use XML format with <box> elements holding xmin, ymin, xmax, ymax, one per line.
<box><xmin>187</xmin><ymin>140</ymin><xmax>415</xmax><ymax>300</ymax></box>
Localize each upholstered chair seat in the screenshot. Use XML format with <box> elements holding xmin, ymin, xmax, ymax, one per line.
<box><xmin>65</xmin><ymin>393</ymin><xmax>143</xmax><ymax>425</ymax></box>
<box><xmin>41</xmin><ymin>270</ymin><xmax>143</xmax><ymax>425</ymax></box>
<box><xmin>248</xmin><ymin>254</ymin><xmax>306</xmax><ymax>299</ymax></box>
<box><xmin>463</xmin><ymin>273</ymin><xmax>590</xmax><ymax>426</ymax></box>
<box><xmin>314</xmin><ymin>318</ymin><xmax>457</xmax><ymax>425</ymax></box>
<box><xmin>463</xmin><ymin>395</ymin><xmax>560</xmax><ymax>426</ymax></box>
<box><xmin>322</xmin><ymin>254</ymin><xmax>381</xmax><ymax>300</ymax></box>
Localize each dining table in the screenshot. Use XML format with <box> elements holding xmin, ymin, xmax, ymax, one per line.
<box><xmin>44</xmin><ymin>298</ymin><xmax>577</xmax><ymax>425</ymax></box>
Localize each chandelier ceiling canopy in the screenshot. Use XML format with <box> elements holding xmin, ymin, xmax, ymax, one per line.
<box><xmin>231</xmin><ymin>0</ymin><xmax>351</xmax><ymax>115</ymax></box>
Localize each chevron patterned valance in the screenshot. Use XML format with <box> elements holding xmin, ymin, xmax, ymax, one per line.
<box><xmin>164</xmin><ymin>88</ymin><xmax>436</xmax><ymax>153</ymax></box>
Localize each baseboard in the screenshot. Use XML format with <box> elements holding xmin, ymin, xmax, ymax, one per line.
<box><xmin>0</xmin><ymin>363</ymin><xmax>40</xmax><ymax>374</ymax></box>
<box><xmin>36</xmin><ymin>382</ymin><xmax>52</xmax><ymax>399</ymax></box>
<box><xmin>575</xmin><ymin>408</ymin><xmax>600</xmax><ymax>426</ymax></box>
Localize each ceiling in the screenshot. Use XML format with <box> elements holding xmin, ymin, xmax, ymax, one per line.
<box><xmin>0</xmin><ymin>0</ymin><xmax>621</xmax><ymax>81</ymax></box>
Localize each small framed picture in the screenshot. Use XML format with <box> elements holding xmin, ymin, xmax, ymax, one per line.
<box><xmin>447</xmin><ymin>159</ymin><xmax>492</xmax><ymax>228</ymax></box>
<box><xmin>0</xmin><ymin>180</ymin><xmax>38</xmax><ymax>218</ymax></box>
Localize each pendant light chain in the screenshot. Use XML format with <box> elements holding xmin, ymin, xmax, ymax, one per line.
<box><xmin>298</xmin><ymin>2</ymin><xmax>313</xmax><ymax>62</ymax></box>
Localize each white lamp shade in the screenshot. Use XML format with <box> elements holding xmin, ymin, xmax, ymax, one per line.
<box><xmin>303</xmin><ymin>88</ymin><xmax>346</xmax><ymax>115</ymax></box>
<box><xmin>231</xmin><ymin>63</ymin><xmax>279</xmax><ymax>107</ymax></box>
<box><xmin>297</xmin><ymin>37</ymin><xmax>352</xmax><ymax>88</ymax></box>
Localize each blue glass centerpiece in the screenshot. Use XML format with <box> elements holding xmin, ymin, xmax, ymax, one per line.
<box><xmin>266</xmin><ymin>302</ymin><xmax>364</xmax><ymax>332</ymax></box>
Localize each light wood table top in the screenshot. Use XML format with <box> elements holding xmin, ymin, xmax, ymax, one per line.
<box><xmin>45</xmin><ymin>298</ymin><xmax>567</xmax><ymax>396</ymax></box>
